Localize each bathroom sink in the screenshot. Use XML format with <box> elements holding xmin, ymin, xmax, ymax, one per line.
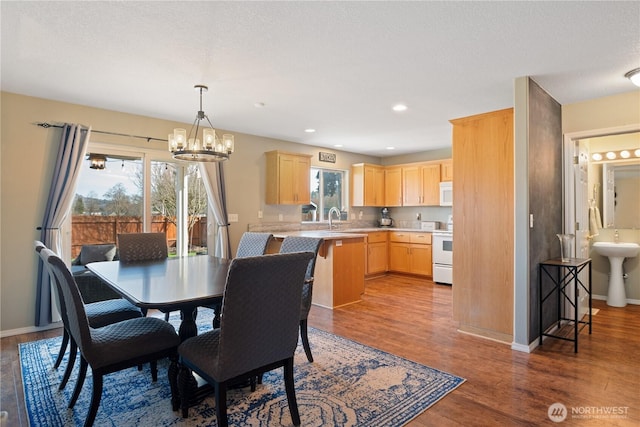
<box><xmin>592</xmin><ymin>242</ymin><xmax>640</xmax><ymax>258</ymax></box>
<box><xmin>593</xmin><ymin>242</ymin><xmax>639</xmax><ymax>307</ymax></box>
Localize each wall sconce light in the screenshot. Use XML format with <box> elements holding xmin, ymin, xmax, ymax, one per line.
<box><xmin>624</xmin><ymin>68</ymin><xmax>640</xmax><ymax>87</ymax></box>
<box><xmin>88</xmin><ymin>153</ymin><xmax>107</xmax><ymax>170</ymax></box>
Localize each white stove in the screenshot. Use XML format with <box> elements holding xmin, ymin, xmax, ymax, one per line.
<box><xmin>432</xmin><ymin>230</ymin><xmax>453</xmax><ymax>285</ymax></box>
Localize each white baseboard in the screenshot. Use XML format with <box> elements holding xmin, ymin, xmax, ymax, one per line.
<box><xmin>0</xmin><ymin>321</ymin><xmax>62</xmax><ymax>339</ymax></box>
<box><xmin>592</xmin><ymin>294</ymin><xmax>640</xmax><ymax>305</ymax></box>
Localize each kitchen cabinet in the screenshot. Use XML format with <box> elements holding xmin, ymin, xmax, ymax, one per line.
<box><xmin>265</xmin><ymin>151</ymin><xmax>311</xmax><ymax>205</ymax></box>
<box><xmin>450</xmin><ymin>108</ymin><xmax>514</xmax><ymax>343</ymax></box>
<box><xmin>351</xmin><ymin>163</ymin><xmax>385</xmax><ymax>207</ymax></box>
<box><xmin>402</xmin><ymin>162</ymin><xmax>441</xmax><ymax>206</ymax></box>
<box><xmin>440</xmin><ymin>159</ymin><xmax>454</xmax><ymax>181</ymax></box>
<box><xmin>365</xmin><ymin>232</ymin><xmax>388</xmax><ymax>276</ymax></box>
<box><xmin>388</xmin><ymin>231</ymin><xmax>432</xmax><ymax>276</ymax></box>
<box><xmin>384</xmin><ymin>166</ymin><xmax>403</xmax><ymax>207</ymax></box>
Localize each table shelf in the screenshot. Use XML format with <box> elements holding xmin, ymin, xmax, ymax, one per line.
<box><xmin>538</xmin><ymin>258</ymin><xmax>592</xmax><ymax>353</ymax></box>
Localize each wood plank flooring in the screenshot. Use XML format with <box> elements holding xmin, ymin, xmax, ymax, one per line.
<box><xmin>2</xmin><ymin>274</ymin><xmax>639</xmax><ymax>426</ymax></box>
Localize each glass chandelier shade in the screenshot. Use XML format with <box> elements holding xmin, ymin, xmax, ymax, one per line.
<box><xmin>168</xmin><ymin>85</ymin><xmax>234</xmax><ymax>162</ymax></box>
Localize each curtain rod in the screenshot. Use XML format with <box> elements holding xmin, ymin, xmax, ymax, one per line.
<box><xmin>34</xmin><ymin>122</ymin><xmax>167</xmax><ymax>143</ymax></box>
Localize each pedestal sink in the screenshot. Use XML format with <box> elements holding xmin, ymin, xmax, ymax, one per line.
<box><xmin>593</xmin><ymin>242</ymin><xmax>640</xmax><ymax>307</ymax></box>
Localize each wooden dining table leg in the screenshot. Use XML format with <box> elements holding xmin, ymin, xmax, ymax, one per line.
<box><xmin>177</xmin><ymin>307</ymin><xmax>198</xmax><ymax>342</ymax></box>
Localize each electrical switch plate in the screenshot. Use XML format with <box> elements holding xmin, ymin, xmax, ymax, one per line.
<box><xmin>335</xmin><ymin>240</ymin><xmax>342</xmax><ymax>247</ymax></box>
<box><xmin>529</xmin><ymin>214</ymin><xmax>534</xmax><ymax>228</ymax></box>
<box><xmin>258</xmin><ymin>210</ymin><xmax>263</xmax><ymax>219</ymax></box>
<box><xmin>228</xmin><ymin>214</ymin><xmax>239</xmax><ymax>222</ymax></box>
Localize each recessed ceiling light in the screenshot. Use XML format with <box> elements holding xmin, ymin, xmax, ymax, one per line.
<box><xmin>392</xmin><ymin>104</ymin><xmax>407</xmax><ymax>112</ymax></box>
<box><xmin>304</xmin><ymin>128</ymin><xmax>316</xmax><ymax>133</ymax></box>
<box><xmin>386</xmin><ymin>146</ymin><xmax>395</xmax><ymax>150</ymax></box>
<box><xmin>334</xmin><ymin>144</ymin><xmax>343</xmax><ymax>148</ymax></box>
<box><xmin>254</xmin><ymin>102</ymin><xmax>266</xmax><ymax>108</ymax></box>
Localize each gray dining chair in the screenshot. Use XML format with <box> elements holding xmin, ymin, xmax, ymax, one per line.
<box><xmin>175</xmin><ymin>252</ymin><xmax>314</xmax><ymax>426</ymax></box>
<box><xmin>42</xmin><ymin>247</ymin><xmax>180</xmax><ymax>427</ymax></box>
<box><xmin>117</xmin><ymin>232</ymin><xmax>172</xmax><ymax>320</ymax></box>
<box><xmin>204</xmin><ymin>231</ymin><xmax>274</xmax><ymax>329</ymax></box>
<box><xmin>235</xmin><ymin>232</ymin><xmax>274</xmax><ymax>258</ymax></box>
<box><xmin>279</xmin><ymin>236</ymin><xmax>324</xmax><ymax>362</ymax></box>
<box><xmin>117</xmin><ymin>232</ymin><xmax>168</xmax><ymax>263</ymax></box>
<box><xmin>34</xmin><ymin>241</ymin><xmax>143</xmax><ymax>391</ymax></box>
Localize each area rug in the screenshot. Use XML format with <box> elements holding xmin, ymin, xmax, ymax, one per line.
<box><xmin>20</xmin><ymin>309</ymin><xmax>465</xmax><ymax>426</ymax></box>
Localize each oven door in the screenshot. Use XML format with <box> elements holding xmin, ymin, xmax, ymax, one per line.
<box><xmin>432</xmin><ymin>233</ymin><xmax>453</xmax><ymax>265</ymax></box>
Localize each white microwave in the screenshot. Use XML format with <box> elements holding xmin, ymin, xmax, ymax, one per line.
<box><xmin>439</xmin><ymin>181</ymin><xmax>453</xmax><ymax>206</ymax></box>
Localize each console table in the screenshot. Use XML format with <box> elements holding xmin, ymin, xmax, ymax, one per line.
<box><xmin>539</xmin><ymin>258</ymin><xmax>592</xmax><ymax>353</ymax></box>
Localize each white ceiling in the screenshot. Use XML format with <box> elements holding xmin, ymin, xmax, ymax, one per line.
<box><xmin>2</xmin><ymin>1</ymin><xmax>639</xmax><ymax>157</ymax></box>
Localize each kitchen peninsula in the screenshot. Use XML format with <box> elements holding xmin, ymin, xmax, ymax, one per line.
<box><xmin>268</xmin><ymin>230</ymin><xmax>366</xmax><ymax>309</ymax></box>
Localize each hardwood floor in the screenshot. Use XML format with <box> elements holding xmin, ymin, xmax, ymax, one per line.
<box><xmin>2</xmin><ymin>274</ymin><xmax>639</xmax><ymax>426</ymax></box>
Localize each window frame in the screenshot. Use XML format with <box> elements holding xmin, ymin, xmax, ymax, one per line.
<box><xmin>306</xmin><ymin>166</ymin><xmax>349</xmax><ymax>222</ymax></box>
<box><xmin>64</xmin><ymin>141</ymin><xmax>202</xmax><ymax>258</ymax></box>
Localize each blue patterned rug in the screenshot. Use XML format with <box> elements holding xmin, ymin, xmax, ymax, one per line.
<box><xmin>20</xmin><ymin>309</ymin><xmax>464</xmax><ymax>426</ymax></box>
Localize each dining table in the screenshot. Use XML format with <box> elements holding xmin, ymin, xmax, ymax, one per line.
<box><xmin>86</xmin><ymin>254</ymin><xmax>231</xmax><ymax>341</ymax></box>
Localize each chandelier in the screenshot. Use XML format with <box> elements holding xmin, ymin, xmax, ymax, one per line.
<box><xmin>168</xmin><ymin>84</ymin><xmax>234</xmax><ymax>162</ymax></box>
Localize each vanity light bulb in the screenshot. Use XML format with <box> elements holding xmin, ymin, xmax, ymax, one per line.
<box><xmin>635</xmin><ymin>149</ymin><xmax>640</xmax><ymax>158</ymax></box>
<box><xmin>592</xmin><ymin>153</ymin><xmax>603</xmax><ymax>161</ymax></box>
<box><xmin>620</xmin><ymin>150</ymin><xmax>630</xmax><ymax>159</ymax></box>
<box><xmin>606</xmin><ymin>151</ymin><xmax>616</xmax><ymax>160</ymax></box>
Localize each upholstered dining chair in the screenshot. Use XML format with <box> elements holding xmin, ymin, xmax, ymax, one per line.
<box><xmin>117</xmin><ymin>232</ymin><xmax>171</xmax><ymax>319</ymax></box>
<box><xmin>279</xmin><ymin>236</ymin><xmax>324</xmax><ymax>362</ymax></box>
<box><xmin>203</xmin><ymin>231</ymin><xmax>274</xmax><ymax>329</ymax></box>
<box><xmin>42</xmin><ymin>247</ymin><xmax>180</xmax><ymax>427</ymax></box>
<box><xmin>34</xmin><ymin>241</ymin><xmax>143</xmax><ymax>391</ymax></box>
<box><xmin>175</xmin><ymin>252</ymin><xmax>314</xmax><ymax>426</ymax></box>
<box><xmin>235</xmin><ymin>232</ymin><xmax>274</xmax><ymax>258</ymax></box>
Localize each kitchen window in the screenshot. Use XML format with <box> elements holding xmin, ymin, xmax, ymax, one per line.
<box><xmin>303</xmin><ymin>167</ymin><xmax>347</xmax><ymax>222</ymax></box>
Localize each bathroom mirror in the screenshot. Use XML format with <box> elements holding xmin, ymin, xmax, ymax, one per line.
<box><xmin>602</xmin><ymin>161</ymin><xmax>640</xmax><ymax>229</ymax></box>
<box><xmin>585</xmin><ymin>131</ymin><xmax>640</xmax><ymax>230</ymax></box>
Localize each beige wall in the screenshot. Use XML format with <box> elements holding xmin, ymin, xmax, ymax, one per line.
<box><xmin>562</xmin><ymin>91</ymin><xmax>640</xmax><ymax>133</ymax></box>
<box><xmin>0</xmin><ymin>91</ymin><xmax>380</xmax><ymax>333</ymax></box>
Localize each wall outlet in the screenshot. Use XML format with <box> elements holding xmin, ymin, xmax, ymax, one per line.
<box><xmin>278</xmin><ymin>214</ymin><xmax>283</xmax><ymax>221</ymax></box>
<box><xmin>258</xmin><ymin>210</ymin><xmax>263</xmax><ymax>219</ymax></box>
<box><xmin>359</xmin><ymin>210</ymin><xmax>363</xmax><ymax>220</ymax></box>
<box><xmin>228</xmin><ymin>213</ymin><xmax>239</xmax><ymax>222</ymax></box>
<box><xmin>416</xmin><ymin>212</ymin><xmax>422</xmax><ymax>221</ymax></box>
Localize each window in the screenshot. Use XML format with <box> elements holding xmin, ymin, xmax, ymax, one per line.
<box><xmin>70</xmin><ymin>143</ymin><xmax>209</xmax><ymax>260</ymax></box>
<box><xmin>304</xmin><ymin>167</ymin><xmax>347</xmax><ymax>222</ymax></box>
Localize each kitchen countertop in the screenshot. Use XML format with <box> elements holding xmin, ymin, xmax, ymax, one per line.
<box><xmin>271</xmin><ymin>227</ymin><xmax>441</xmax><ymax>240</ymax></box>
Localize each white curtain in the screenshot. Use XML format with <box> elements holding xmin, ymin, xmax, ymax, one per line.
<box><xmin>199</xmin><ymin>162</ymin><xmax>232</xmax><ymax>259</ymax></box>
<box><xmin>36</xmin><ymin>124</ymin><xmax>91</xmax><ymax>326</ymax></box>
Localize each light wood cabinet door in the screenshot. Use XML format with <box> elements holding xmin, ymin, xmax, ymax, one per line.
<box><xmin>351</xmin><ymin>163</ymin><xmax>385</xmax><ymax>207</ymax></box>
<box><xmin>420</xmin><ymin>163</ymin><xmax>441</xmax><ymax>206</ymax></box>
<box><xmin>266</xmin><ymin>151</ymin><xmax>311</xmax><ymax>204</ymax></box>
<box><xmin>402</xmin><ymin>163</ymin><xmax>441</xmax><ymax>206</ymax></box>
<box><xmin>440</xmin><ymin>159</ymin><xmax>453</xmax><ymax>181</ymax></box>
<box><xmin>388</xmin><ymin>242</ymin><xmax>411</xmax><ymax>273</ymax></box>
<box><xmin>402</xmin><ymin>165</ymin><xmax>421</xmax><ymax>206</ymax></box>
<box><xmin>409</xmin><ymin>244</ymin><xmax>432</xmax><ymax>276</ymax></box>
<box><xmin>384</xmin><ymin>167</ymin><xmax>403</xmax><ymax>207</ymax></box>
<box><xmin>367</xmin><ymin>241</ymin><xmax>388</xmax><ymax>275</ymax></box>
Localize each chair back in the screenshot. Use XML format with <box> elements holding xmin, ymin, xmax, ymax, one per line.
<box><xmin>235</xmin><ymin>232</ymin><xmax>273</xmax><ymax>258</ymax></box>
<box><xmin>279</xmin><ymin>236</ymin><xmax>323</xmax><ymax>279</ymax></box>
<box><xmin>41</xmin><ymin>248</ymin><xmax>93</xmax><ymax>357</ymax></box>
<box><xmin>117</xmin><ymin>232</ymin><xmax>168</xmax><ymax>263</ymax></box>
<box><xmin>216</xmin><ymin>252</ymin><xmax>314</xmax><ymax>381</ymax></box>
<box><xmin>35</xmin><ymin>241</ymin><xmax>70</xmax><ymax>326</ymax></box>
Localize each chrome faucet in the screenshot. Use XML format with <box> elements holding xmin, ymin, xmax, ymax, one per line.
<box><xmin>328</xmin><ymin>207</ymin><xmax>341</xmax><ymax>229</ymax></box>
